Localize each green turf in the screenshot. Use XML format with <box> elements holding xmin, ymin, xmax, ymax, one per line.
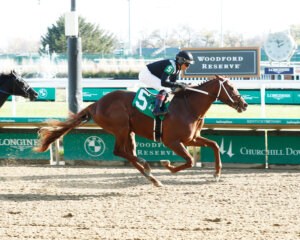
<box><xmin>0</xmin><ymin>101</ymin><xmax>299</xmax><ymax>118</ymax></box>
<box><xmin>0</xmin><ymin>102</ymin><xmax>91</xmax><ymax>117</ymax></box>
<box><xmin>206</xmin><ymin>104</ymin><xmax>300</xmax><ymax>118</ymax></box>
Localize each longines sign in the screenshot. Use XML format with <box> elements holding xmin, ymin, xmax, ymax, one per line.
<box><xmin>0</xmin><ymin>133</ymin><xmax>50</xmax><ymax>160</ymax></box>
<box><xmin>182</xmin><ymin>47</ymin><xmax>260</xmax><ymax>78</ymax></box>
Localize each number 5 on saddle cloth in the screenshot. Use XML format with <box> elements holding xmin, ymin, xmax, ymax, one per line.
<box><xmin>132</xmin><ymin>88</ymin><xmax>170</xmax><ymax>141</ymax></box>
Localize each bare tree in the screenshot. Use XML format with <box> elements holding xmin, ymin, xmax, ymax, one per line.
<box><xmin>170</xmin><ymin>25</ymin><xmax>194</xmax><ymax>48</ymax></box>
<box><xmin>290</xmin><ymin>24</ymin><xmax>300</xmax><ymax>45</ymax></box>
<box><xmin>200</xmin><ymin>30</ymin><xmax>217</xmax><ymax>47</ymax></box>
<box><xmin>139</xmin><ymin>30</ymin><xmax>158</xmax><ymax>48</ymax></box>
<box><xmin>135</xmin><ymin>26</ymin><xmax>269</xmax><ymax>51</ymax></box>
<box><xmin>244</xmin><ymin>34</ymin><xmax>266</xmax><ymax>47</ymax></box>
<box><xmin>6</xmin><ymin>38</ymin><xmax>39</xmax><ymax>54</ymax></box>
<box><xmin>223</xmin><ymin>31</ymin><xmax>243</xmax><ymax>47</ymax></box>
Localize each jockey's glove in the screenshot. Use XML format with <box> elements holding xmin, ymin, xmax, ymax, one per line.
<box><xmin>177</xmin><ymin>83</ymin><xmax>187</xmax><ymax>91</ymax></box>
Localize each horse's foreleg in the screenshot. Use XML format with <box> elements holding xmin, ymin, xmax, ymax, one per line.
<box><xmin>187</xmin><ymin>136</ymin><xmax>222</xmax><ymax>180</ymax></box>
<box><xmin>127</xmin><ymin>156</ymin><xmax>162</xmax><ymax>187</ymax></box>
<box><xmin>135</xmin><ymin>157</ymin><xmax>163</xmax><ymax>186</ymax></box>
<box><xmin>161</xmin><ymin>141</ymin><xmax>194</xmax><ymax>173</ymax></box>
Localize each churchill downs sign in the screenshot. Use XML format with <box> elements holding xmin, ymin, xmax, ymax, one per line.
<box><xmin>182</xmin><ymin>47</ymin><xmax>260</xmax><ymax>78</ymax></box>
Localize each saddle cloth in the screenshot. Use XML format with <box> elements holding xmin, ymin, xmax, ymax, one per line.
<box><xmin>132</xmin><ymin>88</ymin><xmax>170</xmax><ymax>120</ymax></box>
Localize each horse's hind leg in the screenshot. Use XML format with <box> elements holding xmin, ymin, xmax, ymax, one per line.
<box><xmin>113</xmin><ymin>130</ymin><xmax>162</xmax><ymax>187</ymax></box>
<box><xmin>137</xmin><ymin>157</ymin><xmax>151</xmax><ymax>175</ymax></box>
<box><xmin>124</xmin><ymin>132</ymin><xmax>152</xmax><ymax>175</ymax></box>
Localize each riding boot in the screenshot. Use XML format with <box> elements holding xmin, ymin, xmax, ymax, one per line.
<box><xmin>152</xmin><ymin>91</ymin><xmax>168</xmax><ymax>116</ymax></box>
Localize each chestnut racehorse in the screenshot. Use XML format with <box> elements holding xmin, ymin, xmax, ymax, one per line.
<box><xmin>34</xmin><ymin>75</ymin><xmax>247</xmax><ymax>187</ymax></box>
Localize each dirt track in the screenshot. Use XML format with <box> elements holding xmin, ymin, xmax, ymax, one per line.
<box><xmin>0</xmin><ymin>165</ymin><xmax>299</xmax><ymax>240</ymax></box>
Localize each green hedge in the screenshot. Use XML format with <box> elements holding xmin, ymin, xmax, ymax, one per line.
<box><xmin>23</xmin><ymin>71</ymin><xmax>139</xmax><ymax>79</ymax></box>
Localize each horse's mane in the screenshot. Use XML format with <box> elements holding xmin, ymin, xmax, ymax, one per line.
<box><xmin>0</xmin><ymin>71</ymin><xmax>19</xmax><ymax>82</ymax></box>
<box><xmin>0</xmin><ymin>72</ymin><xmax>11</xmax><ymax>78</ymax></box>
<box><xmin>172</xmin><ymin>78</ymin><xmax>216</xmax><ymax>97</ymax></box>
<box><xmin>0</xmin><ymin>71</ymin><xmax>19</xmax><ymax>78</ymax></box>
<box><xmin>196</xmin><ymin>79</ymin><xmax>212</xmax><ymax>87</ymax></box>
<box><xmin>0</xmin><ymin>73</ymin><xmax>7</xmax><ymax>82</ymax></box>
<box><xmin>172</xmin><ymin>75</ymin><xmax>230</xmax><ymax>98</ymax></box>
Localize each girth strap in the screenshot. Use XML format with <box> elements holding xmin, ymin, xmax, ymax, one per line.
<box><xmin>153</xmin><ymin>116</ymin><xmax>162</xmax><ymax>142</ymax></box>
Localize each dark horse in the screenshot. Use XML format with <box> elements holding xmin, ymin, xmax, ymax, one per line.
<box><xmin>0</xmin><ymin>70</ymin><xmax>38</xmax><ymax>107</ymax></box>
<box><xmin>34</xmin><ymin>75</ymin><xmax>247</xmax><ymax>187</ymax></box>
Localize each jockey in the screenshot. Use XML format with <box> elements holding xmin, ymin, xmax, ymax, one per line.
<box><xmin>138</xmin><ymin>50</ymin><xmax>194</xmax><ymax>116</ymax></box>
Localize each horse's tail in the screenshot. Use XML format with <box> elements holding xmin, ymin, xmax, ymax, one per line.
<box><xmin>34</xmin><ymin>104</ymin><xmax>94</xmax><ymax>152</ymax></box>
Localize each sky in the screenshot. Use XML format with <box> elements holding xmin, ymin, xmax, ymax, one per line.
<box><xmin>0</xmin><ymin>0</ymin><xmax>299</xmax><ymax>50</ymax></box>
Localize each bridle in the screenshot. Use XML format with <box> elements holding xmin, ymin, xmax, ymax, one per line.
<box><xmin>183</xmin><ymin>78</ymin><xmax>244</xmax><ymax>119</ymax></box>
<box><xmin>0</xmin><ymin>89</ymin><xmax>10</xmax><ymax>95</ymax></box>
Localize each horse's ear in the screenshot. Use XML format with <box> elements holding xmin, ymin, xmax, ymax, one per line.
<box><xmin>215</xmin><ymin>74</ymin><xmax>220</xmax><ymax>79</ymax></box>
<box><xmin>10</xmin><ymin>70</ymin><xmax>19</xmax><ymax>77</ymax></box>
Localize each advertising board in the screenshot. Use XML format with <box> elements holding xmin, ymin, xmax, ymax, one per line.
<box><xmin>83</xmin><ymin>88</ymin><xmax>126</xmax><ymax>101</ymax></box>
<box><xmin>0</xmin><ymin>132</ymin><xmax>50</xmax><ymax>160</ymax></box>
<box><xmin>35</xmin><ymin>88</ymin><xmax>56</xmax><ymax>101</ymax></box>
<box><xmin>201</xmin><ymin>131</ymin><xmax>300</xmax><ymax>164</ymax></box>
<box><xmin>63</xmin><ymin>130</ymin><xmax>184</xmax><ymax>162</ymax></box>
<box><xmin>215</xmin><ymin>90</ymin><xmax>300</xmax><ymax>104</ymax></box>
<box><xmin>182</xmin><ymin>47</ymin><xmax>260</xmax><ymax>78</ymax></box>
<box><xmin>264</xmin><ymin>67</ymin><xmax>294</xmax><ymax>75</ymax></box>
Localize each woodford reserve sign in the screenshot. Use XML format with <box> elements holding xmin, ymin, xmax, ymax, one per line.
<box><xmin>182</xmin><ymin>47</ymin><xmax>260</xmax><ymax>78</ymax></box>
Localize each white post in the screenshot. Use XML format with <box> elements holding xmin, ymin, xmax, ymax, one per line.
<box><xmin>265</xmin><ymin>130</ymin><xmax>269</xmax><ymax>169</ymax></box>
<box><xmin>139</xmin><ymin>39</ymin><xmax>142</xmax><ymax>57</ymax></box>
<box><xmin>12</xmin><ymin>96</ymin><xmax>16</xmax><ymax>117</ymax></box>
<box><xmin>65</xmin><ymin>87</ymin><xmax>68</xmax><ymax>102</ymax></box>
<box><xmin>261</xmin><ymin>84</ymin><xmax>268</xmax><ymax>168</ymax></box>
<box><xmin>220</xmin><ymin>0</ymin><xmax>223</xmax><ymax>47</ymax></box>
<box><xmin>260</xmin><ymin>84</ymin><xmax>266</xmax><ymax>118</ymax></box>
<box><xmin>128</xmin><ymin>0</ymin><xmax>132</xmax><ymax>54</ymax></box>
<box><xmin>49</xmin><ymin>144</ymin><xmax>54</xmax><ymax>165</ymax></box>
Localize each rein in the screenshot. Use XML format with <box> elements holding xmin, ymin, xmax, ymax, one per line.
<box><xmin>0</xmin><ymin>89</ymin><xmax>10</xmax><ymax>95</ymax></box>
<box><xmin>142</xmin><ymin>88</ymin><xmax>157</xmax><ymax>96</ymax></box>
<box><xmin>185</xmin><ymin>87</ymin><xmax>215</xmax><ymax>98</ymax></box>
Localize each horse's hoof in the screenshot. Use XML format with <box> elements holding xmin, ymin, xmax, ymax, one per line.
<box><xmin>154</xmin><ymin>180</ymin><xmax>163</xmax><ymax>187</ymax></box>
<box><xmin>214</xmin><ymin>174</ymin><xmax>220</xmax><ymax>182</ymax></box>
<box><xmin>160</xmin><ymin>160</ymin><xmax>170</xmax><ymax>167</ymax></box>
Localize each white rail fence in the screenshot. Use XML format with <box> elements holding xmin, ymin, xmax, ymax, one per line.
<box><xmin>10</xmin><ymin>78</ymin><xmax>300</xmax><ymax>118</ymax></box>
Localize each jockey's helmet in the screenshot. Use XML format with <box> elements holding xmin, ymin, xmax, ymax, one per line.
<box><xmin>176</xmin><ymin>50</ymin><xmax>195</xmax><ymax>66</ymax></box>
